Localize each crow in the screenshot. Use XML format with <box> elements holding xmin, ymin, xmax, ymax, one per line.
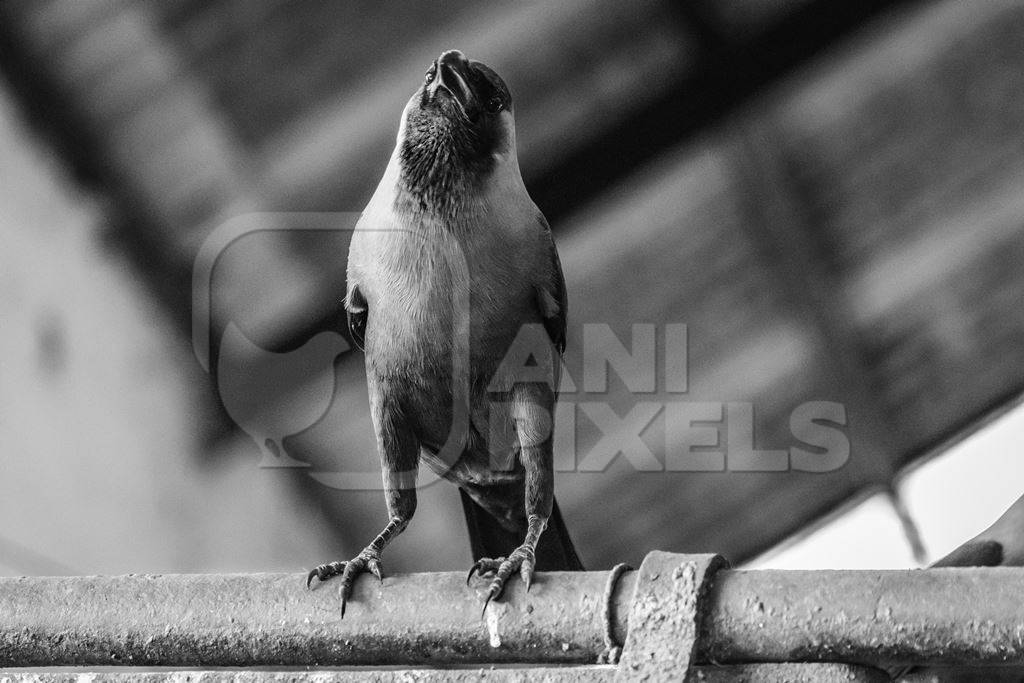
<box><xmin>307</xmin><ymin>50</ymin><xmax>583</xmax><ymax>615</ymax></box>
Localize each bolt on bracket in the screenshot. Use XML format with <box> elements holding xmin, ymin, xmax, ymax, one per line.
<box><xmin>616</xmin><ymin>551</ymin><xmax>728</xmax><ymax>681</ymax></box>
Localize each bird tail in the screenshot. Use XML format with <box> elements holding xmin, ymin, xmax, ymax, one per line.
<box><xmin>459</xmin><ymin>490</ymin><xmax>585</xmax><ymax>571</ymax></box>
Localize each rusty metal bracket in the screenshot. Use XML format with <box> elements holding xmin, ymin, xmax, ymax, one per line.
<box><xmin>616</xmin><ymin>551</ymin><xmax>728</xmax><ymax>681</ymax></box>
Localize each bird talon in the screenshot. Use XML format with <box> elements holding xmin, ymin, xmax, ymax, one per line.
<box><xmin>368</xmin><ymin>559</ymin><xmax>383</xmax><ymax>584</ymax></box>
<box><xmin>521</xmin><ymin>557</ymin><xmax>535</xmax><ymax>591</ymax></box>
<box><xmin>306</xmin><ymin>562</ymin><xmax>344</xmax><ymax>590</ymax></box>
<box><xmin>467</xmin><ymin>557</ymin><xmax>502</xmax><ymax>584</ymax></box>
<box><xmin>469</xmin><ymin>547</ymin><xmax>537</xmax><ymax>610</ymax></box>
<box><xmin>305</xmin><ymin>555</ymin><xmax>382</xmax><ymax>616</ymax></box>
<box><xmin>482</xmin><ymin>586</ymin><xmax>500</xmax><ymax>618</ymax></box>
<box><xmin>466</xmin><ymin>562</ymin><xmax>481</xmax><ymax>585</ymax></box>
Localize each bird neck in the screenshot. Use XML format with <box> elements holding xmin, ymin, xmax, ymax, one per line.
<box><xmin>396</xmin><ymin>113</ymin><xmax>494</xmax><ymax>221</ymax></box>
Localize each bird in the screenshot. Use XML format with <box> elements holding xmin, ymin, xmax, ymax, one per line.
<box><xmin>218</xmin><ymin>321</ymin><xmax>349</xmax><ymax>468</ymax></box>
<box><xmin>306</xmin><ymin>49</ymin><xmax>583</xmax><ymax>615</ymax></box>
<box><xmin>927</xmin><ymin>492</ymin><xmax>1024</xmax><ymax>569</ymax></box>
<box><xmin>890</xmin><ymin>493</ymin><xmax>1024</xmax><ymax>681</ymax></box>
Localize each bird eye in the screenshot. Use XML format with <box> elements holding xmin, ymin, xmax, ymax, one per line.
<box><xmin>486</xmin><ymin>96</ymin><xmax>503</xmax><ymax>113</ymax></box>
<box><xmin>425</xmin><ymin>65</ymin><xmax>436</xmax><ymax>84</ymax></box>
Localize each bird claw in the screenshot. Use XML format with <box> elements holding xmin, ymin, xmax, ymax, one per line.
<box><xmin>306</xmin><ymin>560</ymin><xmax>346</xmax><ymax>590</ymax></box>
<box><xmin>468</xmin><ymin>545</ymin><xmax>536</xmax><ymax>613</ymax></box>
<box><xmin>466</xmin><ymin>557</ymin><xmax>502</xmax><ymax>585</ymax></box>
<box><xmin>367</xmin><ymin>558</ymin><xmax>384</xmax><ymax>584</ymax></box>
<box><xmin>305</xmin><ymin>550</ymin><xmax>383</xmax><ymax>617</ymax></box>
<box><xmin>482</xmin><ymin>588</ymin><xmax>496</xmax><ymax>618</ymax></box>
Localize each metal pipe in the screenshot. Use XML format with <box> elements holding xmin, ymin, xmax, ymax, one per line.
<box><xmin>0</xmin><ymin>664</ymin><xmax>892</xmax><ymax>682</ymax></box>
<box><xmin>0</xmin><ymin>571</ymin><xmax>636</xmax><ymax>667</ymax></box>
<box><xmin>700</xmin><ymin>568</ymin><xmax>1024</xmax><ymax>666</ymax></box>
<box><xmin>2</xmin><ymin>566</ymin><xmax>1023</xmax><ymax>668</ymax></box>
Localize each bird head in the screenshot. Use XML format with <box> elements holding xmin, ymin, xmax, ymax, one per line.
<box><xmin>396</xmin><ymin>50</ymin><xmax>518</xmax><ymax>215</ymax></box>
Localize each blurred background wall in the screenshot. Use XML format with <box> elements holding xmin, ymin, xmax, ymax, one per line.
<box><xmin>1</xmin><ymin>0</ymin><xmax>1023</xmax><ymax>576</ymax></box>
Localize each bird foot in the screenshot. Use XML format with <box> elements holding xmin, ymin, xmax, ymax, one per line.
<box><xmin>466</xmin><ymin>544</ymin><xmax>536</xmax><ymax>614</ymax></box>
<box><xmin>306</xmin><ymin>548</ymin><xmax>383</xmax><ymax>617</ymax></box>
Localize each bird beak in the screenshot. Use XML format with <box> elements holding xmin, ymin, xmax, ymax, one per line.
<box><xmin>428</xmin><ymin>50</ymin><xmax>476</xmax><ymax>116</ymax></box>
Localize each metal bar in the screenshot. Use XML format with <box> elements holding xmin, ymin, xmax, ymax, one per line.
<box><xmin>0</xmin><ymin>571</ymin><xmax>637</xmax><ymax>667</ymax></box>
<box><xmin>2</xmin><ymin>566</ymin><xmax>1024</xmax><ymax>668</ymax></box>
<box><xmin>0</xmin><ymin>667</ymin><xmax>619</xmax><ymax>682</ymax></box>
<box><xmin>701</xmin><ymin>568</ymin><xmax>1024</xmax><ymax>666</ymax></box>
<box><xmin>0</xmin><ymin>664</ymin><xmax>890</xmax><ymax>682</ymax></box>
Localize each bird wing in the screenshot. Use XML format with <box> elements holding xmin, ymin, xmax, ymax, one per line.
<box><xmin>931</xmin><ymin>539</ymin><xmax>1004</xmax><ymax>567</ymax></box>
<box><xmin>535</xmin><ymin>213</ymin><xmax>567</xmax><ymax>355</ymax></box>
<box><xmin>930</xmin><ymin>493</ymin><xmax>1024</xmax><ymax>568</ymax></box>
<box><xmin>345</xmin><ymin>284</ymin><xmax>367</xmax><ymax>351</ymax></box>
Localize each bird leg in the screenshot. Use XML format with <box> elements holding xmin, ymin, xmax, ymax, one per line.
<box><xmin>468</xmin><ymin>513</ymin><xmax>548</xmax><ymax>611</ymax></box>
<box><xmin>306</xmin><ymin>393</ymin><xmax>418</xmax><ymax>617</ymax></box>
<box><xmin>469</xmin><ymin>387</ymin><xmax>556</xmax><ymax>611</ymax></box>
<box><xmin>306</xmin><ymin>515</ymin><xmax>409</xmax><ymax>616</ymax></box>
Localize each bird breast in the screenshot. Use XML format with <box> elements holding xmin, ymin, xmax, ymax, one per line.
<box><xmin>353</xmin><ymin>212</ymin><xmax>541</xmax><ymax>380</ymax></box>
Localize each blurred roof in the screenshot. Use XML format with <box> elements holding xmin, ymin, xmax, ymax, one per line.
<box><xmin>2</xmin><ymin>0</ymin><xmax>1024</xmax><ymax>568</ymax></box>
